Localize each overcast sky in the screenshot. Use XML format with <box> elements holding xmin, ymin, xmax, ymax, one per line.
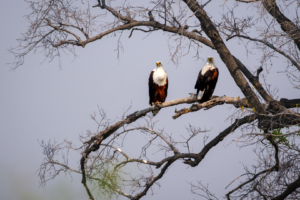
<box><xmin>0</xmin><ymin>0</ymin><xmax>298</xmax><ymax>200</ymax></box>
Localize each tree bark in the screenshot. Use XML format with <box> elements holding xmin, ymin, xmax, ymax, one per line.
<box><xmin>271</xmin><ymin>176</ymin><xmax>300</xmax><ymax>200</ymax></box>
<box><xmin>262</xmin><ymin>0</ymin><xmax>300</xmax><ymax>51</ymax></box>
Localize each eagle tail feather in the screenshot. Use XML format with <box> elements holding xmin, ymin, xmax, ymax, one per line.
<box><xmin>197</xmin><ymin>89</ymin><xmax>205</xmax><ymax>100</ymax></box>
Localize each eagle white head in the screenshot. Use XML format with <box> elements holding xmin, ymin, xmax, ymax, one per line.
<box><xmin>201</xmin><ymin>56</ymin><xmax>217</xmax><ymax>75</ymax></box>
<box><xmin>207</xmin><ymin>56</ymin><xmax>215</xmax><ymax>65</ymax></box>
<box><xmin>153</xmin><ymin>61</ymin><xmax>167</xmax><ymax>86</ymax></box>
<box><xmin>156</xmin><ymin>61</ymin><xmax>163</xmax><ymax>67</ymax></box>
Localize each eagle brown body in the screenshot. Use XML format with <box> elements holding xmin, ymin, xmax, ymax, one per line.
<box><xmin>195</xmin><ymin>57</ymin><xmax>219</xmax><ymax>102</ymax></box>
<box><xmin>148</xmin><ymin>62</ymin><xmax>168</xmax><ymax>115</ymax></box>
<box><xmin>148</xmin><ymin>71</ymin><xmax>168</xmax><ymax>104</ymax></box>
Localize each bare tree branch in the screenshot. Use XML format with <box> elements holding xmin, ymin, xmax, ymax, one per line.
<box><xmin>229</xmin><ymin>35</ymin><xmax>300</xmax><ymax>71</ymax></box>
<box><xmin>173</xmin><ymin>95</ymin><xmax>253</xmax><ymax>119</ymax></box>
<box><xmin>183</xmin><ymin>114</ymin><xmax>257</xmax><ymax>167</ymax></box>
<box><xmin>271</xmin><ymin>175</ymin><xmax>300</xmax><ymax>200</ymax></box>
<box><xmin>262</xmin><ymin>0</ymin><xmax>300</xmax><ymax>51</ymax></box>
<box><xmin>279</xmin><ymin>98</ymin><xmax>300</xmax><ymax>108</ymax></box>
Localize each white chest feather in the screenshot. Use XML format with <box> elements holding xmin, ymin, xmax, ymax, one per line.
<box><xmin>201</xmin><ymin>63</ymin><xmax>216</xmax><ymax>75</ymax></box>
<box><xmin>153</xmin><ymin>67</ymin><xmax>167</xmax><ymax>86</ymax></box>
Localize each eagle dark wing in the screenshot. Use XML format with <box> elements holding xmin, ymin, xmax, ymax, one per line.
<box><xmin>164</xmin><ymin>77</ymin><xmax>168</xmax><ymax>100</ymax></box>
<box><xmin>194</xmin><ymin>69</ymin><xmax>206</xmax><ymax>91</ymax></box>
<box><xmin>195</xmin><ymin>68</ymin><xmax>219</xmax><ymax>102</ymax></box>
<box><xmin>148</xmin><ymin>71</ymin><xmax>155</xmax><ymax>105</ymax></box>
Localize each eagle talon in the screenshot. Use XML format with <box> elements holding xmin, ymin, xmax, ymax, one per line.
<box><xmin>155</xmin><ymin>101</ymin><xmax>162</xmax><ymax>105</ymax></box>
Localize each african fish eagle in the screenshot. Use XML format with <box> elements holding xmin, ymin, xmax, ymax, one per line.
<box><xmin>194</xmin><ymin>56</ymin><xmax>219</xmax><ymax>102</ymax></box>
<box><xmin>148</xmin><ymin>61</ymin><xmax>168</xmax><ymax>115</ymax></box>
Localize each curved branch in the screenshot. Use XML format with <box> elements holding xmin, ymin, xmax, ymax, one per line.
<box><xmin>231</xmin><ymin>35</ymin><xmax>300</xmax><ymax>71</ymax></box>
<box><xmin>183</xmin><ymin>114</ymin><xmax>257</xmax><ymax>167</ymax></box>
<box><xmin>45</xmin><ymin>19</ymin><xmax>82</xmax><ymax>43</ymax></box>
<box><xmin>48</xmin><ymin>3</ymin><xmax>214</xmax><ymax>49</ymax></box>
<box><xmin>59</xmin><ymin>22</ymin><xmax>89</xmax><ymax>39</ymax></box>
<box><xmin>73</xmin><ymin>20</ymin><xmax>214</xmax><ymax>49</ymax></box>
<box><xmin>226</xmin><ymin>167</ymin><xmax>276</xmax><ymax>199</ymax></box>
<box><xmin>84</xmin><ymin>94</ymin><xmax>219</xmax><ymax>146</ymax></box>
<box><xmin>262</xmin><ymin>0</ymin><xmax>300</xmax><ymax>51</ymax></box>
<box><xmin>173</xmin><ymin>95</ymin><xmax>255</xmax><ymax>119</ymax></box>
<box><xmin>138</xmin><ymin>127</ymin><xmax>180</xmax><ymax>154</ymax></box>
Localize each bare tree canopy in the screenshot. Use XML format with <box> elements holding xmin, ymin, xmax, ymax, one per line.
<box><xmin>11</xmin><ymin>0</ymin><xmax>300</xmax><ymax>199</ymax></box>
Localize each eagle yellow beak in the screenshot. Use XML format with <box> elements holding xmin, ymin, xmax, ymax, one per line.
<box><xmin>156</xmin><ymin>62</ymin><xmax>161</xmax><ymax>66</ymax></box>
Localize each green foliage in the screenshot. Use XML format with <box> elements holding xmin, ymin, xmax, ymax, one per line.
<box><xmin>88</xmin><ymin>162</ymin><xmax>123</xmax><ymax>200</ymax></box>
<box><xmin>271</xmin><ymin>128</ymin><xmax>289</xmax><ymax>145</ymax></box>
<box><xmin>271</xmin><ymin>127</ymin><xmax>300</xmax><ymax>146</ymax></box>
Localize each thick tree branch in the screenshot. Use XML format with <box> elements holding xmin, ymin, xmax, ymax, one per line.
<box><xmin>267</xmin><ymin>136</ymin><xmax>279</xmax><ymax>171</ymax></box>
<box><xmin>128</xmin><ymin>28</ymin><xmax>158</xmax><ymax>38</ymax></box>
<box><xmin>262</xmin><ymin>0</ymin><xmax>300</xmax><ymax>51</ymax></box>
<box><xmin>271</xmin><ymin>175</ymin><xmax>300</xmax><ymax>200</ymax></box>
<box><xmin>258</xmin><ymin>112</ymin><xmax>300</xmax><ymax>130</ymax></box>
<box><xmin>280</xmin><ymin>98</ymin><xmax>300</xmax><ymax>108</ymax></box>
<box><xmin>233</xmin><ymin>56</ymin><xmax>274</xmax><ymax>102</ymax></box>
<box><xmin>173</xmin><ymin>95</ymin><xmax>254</xmax><ymax>119</ymax></box>
<box><xmin>84</xmin><ymin>94</ymin><xmax>231</xmax><ymax>146</ymax></box>
<box><xmin>60</xmin><ymin>20</ymin><xmax>214</xmax><ymax>49</ymax></box>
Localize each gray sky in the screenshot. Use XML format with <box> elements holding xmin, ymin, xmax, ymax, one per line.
<box><xmin>0</xmin><ymin>0</ymin><xmax>298</xmax><ymax>200</ymax></box>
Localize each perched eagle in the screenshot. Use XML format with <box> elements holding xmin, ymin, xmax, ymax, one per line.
<box><xmin>195</xmin><ymin>57</ymin><xmax>219</xmax><ymax>102</ymax></box>
<box><xmin>148</xmin><ymin>61</ymin><xmax>168</xmax><ymax>115</ymax></box>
